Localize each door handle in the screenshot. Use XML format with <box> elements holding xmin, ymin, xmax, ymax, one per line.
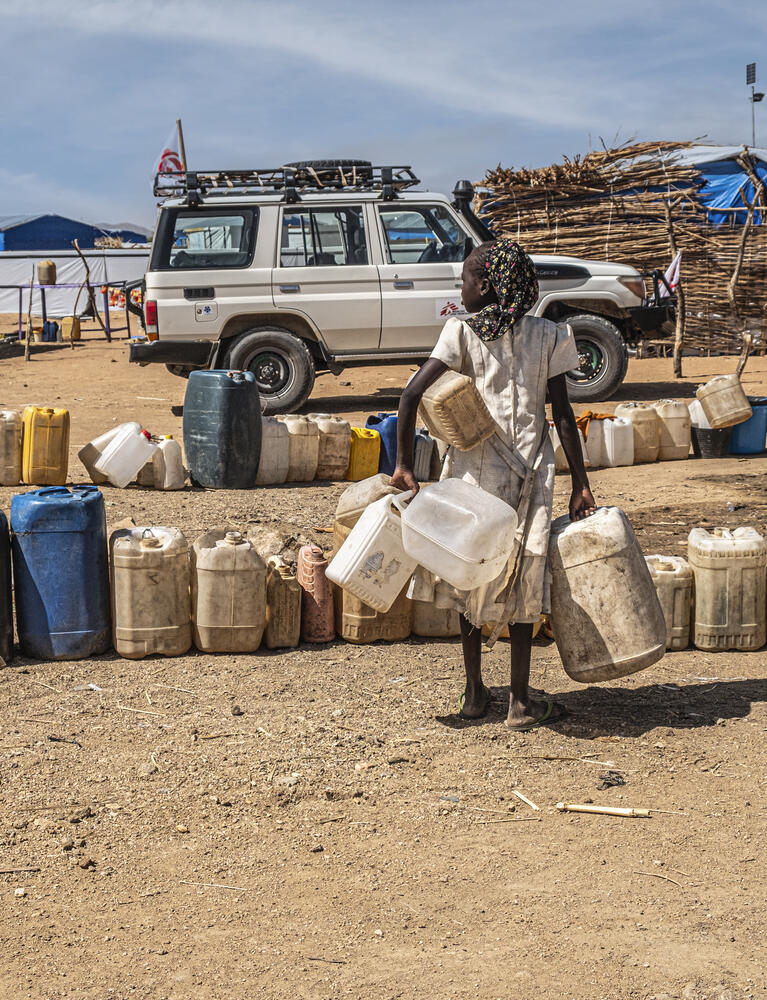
<box><xmin>279</xmin><ymin>284</ymin><xmax>300</xmax><ymax>293</ymax></box>
<box><xmin>393</xmin><ymin>280</ymin><xmax>414</xmax><ymax>289</ymax></box>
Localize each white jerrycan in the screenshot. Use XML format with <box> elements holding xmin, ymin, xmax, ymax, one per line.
<box><xmin>397</xmin><ymin>479</ymin><xmax>517</xmax><ymax>591</ymax></box>
<box><xmin>153</xmin><ymin>436</ymin><xmax>186</xmax><ymax>490</ymax></box>
<box><xmin>326</xmin><ymin>493</ymin><xmax>417</xmax><ymax>613</ymax></box>
<box><xmin>79</xmin><ymin>422</ymin><xmax>141</xmax><ymax>485</ymax></box>
<box><xmin>95</xmin><ymin>425</ymin><xmax>157</xmax><ymax>488</ymax></box>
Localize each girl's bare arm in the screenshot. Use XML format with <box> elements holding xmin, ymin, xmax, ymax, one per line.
<box><xmin>548</xmin><ymin>373</ymin><xmax>596</xmax><ymax>521</ymax></box>
<box><xmin>391</xmin><ymin>357</ymin><xmax>448</xmax><ymax>494</ymax></box>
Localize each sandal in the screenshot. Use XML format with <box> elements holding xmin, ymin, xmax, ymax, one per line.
<box><xmin>458</xmin><ymin>684</ymin><xmax>492</xmax><ymax>720</ymax></box>
<box><xmin>503</xmin><ymin>699</ymin><xmax>567</xmax><ymax>732</ymax></box>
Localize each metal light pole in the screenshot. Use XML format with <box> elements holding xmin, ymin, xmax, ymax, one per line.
<box><xmin>747</xmin><ymin>62</ymin><xmax>764</xmax><ymax>147</ymax></box>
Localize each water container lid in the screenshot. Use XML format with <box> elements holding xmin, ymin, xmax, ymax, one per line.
<box><xmin>141</xmin><ymin>429</ymin><xmax>151</xmax><ymax>440</ymax></box>
<box><xmin>300</xmin><ymin>544</ymin><xmax>325</xmax><ymax>563</ymax></box>
<box><xmin>224</xmin><ymin>530</ymin><xmax>244</xmax><ymax>545</ymax></box>
<box><xmin>163</xmin><ymin>434</ymin><xmax>173</xmax><ymax>439</ymax></box>
<box><xmin>140</xmin><ymin>535</ymin><xmax>162</xmax><ymax>548</ymax></box>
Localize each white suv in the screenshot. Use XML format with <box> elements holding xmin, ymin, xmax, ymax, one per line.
<box><xmin>130</xmin><ymin>160</ymin><xmax>674</xmax><ymax>414</ymax></box>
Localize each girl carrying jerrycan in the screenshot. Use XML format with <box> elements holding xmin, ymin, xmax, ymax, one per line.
<box><xmin>393</xmin><ymin>239</ymin><xmax>596</xmax><ymax>731</ymax></box>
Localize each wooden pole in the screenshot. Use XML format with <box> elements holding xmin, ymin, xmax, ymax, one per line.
<box><xmin>176</xmin><ymin>118</ymin><xmax>188</xmax><ymax>171</ymax></box>
<box><xmin>663</xmin><ymin>197</ymin><xmax>685</xmax><ymax>379</ymax></box>
<box><xmin>24</xmin><ymin>267</ymin><xmax>34</xmax><ymax>362</ymax></box>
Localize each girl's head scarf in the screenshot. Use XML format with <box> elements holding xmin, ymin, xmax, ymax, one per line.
<box><xmin>465</xmin><ymin>239</ymin><xmax>539</xmax><ymax>343</ymax></box>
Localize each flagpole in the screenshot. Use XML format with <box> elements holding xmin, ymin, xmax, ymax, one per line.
<box><xmin>176</xmin><ymin>118</ymin><xmax>188</xmax><ymax>171</ymax></box>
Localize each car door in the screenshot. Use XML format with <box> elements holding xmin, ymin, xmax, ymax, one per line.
<box><xmin>271</xmin><ymin>203</ymin><xmax>381</xmax><ymax>353</ymax></box>
<box><xmin>376</xmin><ymin>203</ymin><xmax>473</xmax><ymax>352</ymax></box>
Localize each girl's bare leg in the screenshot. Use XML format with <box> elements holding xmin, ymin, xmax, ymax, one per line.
<box><xmin>459</xmin><ymin>614</ymin><xmax>488</xmax><ymax>717</ymax></box>
<box><xmin>506</xmin><ymin>622</ymin><xmax>550</xmax><ymax>727</ymax></box>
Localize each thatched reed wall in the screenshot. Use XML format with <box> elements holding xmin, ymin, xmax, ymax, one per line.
<box><xmin>476</xmin><ymin>141</ymin><xmax>767</xmax><ymax>358</ymax></box>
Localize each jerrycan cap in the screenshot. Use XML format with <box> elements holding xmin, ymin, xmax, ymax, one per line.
<box><xmin>163</xmin><ymin>434</ymin><xmax>173</xmax><ymax>439</ymax></box>
<box><xmin>140</xmin><ymin>528</ymin><xmax>161</xmax><ymax>549</ymax></box>
<box><xmin>141</xmin><ymin>429</ymin><xmax>151</xmax><ymax>440</ymax></box>
<box><xmin>224</xmin><ymin>530</ymin><xmax>244</xmax><ymax>545</ymax></box>
<box><xmin>227</xmin><ymin>370</ymin><xmax>245</xmax><ymax>383</ymax></box>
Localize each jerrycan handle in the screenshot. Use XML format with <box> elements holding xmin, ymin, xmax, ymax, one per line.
<box><xmin>391</xmin><ymin>490</ymin><xmax>415</xmax><ymax>516</ymax></box>
<box><xmin>36</xmin><ymin>486</ymin><xmax>70</xmax><ymax>497</ymax></box>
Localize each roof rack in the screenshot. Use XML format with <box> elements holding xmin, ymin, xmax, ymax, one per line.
<box><xmin>153</xmin><ymin>164</ymin><xmax>421</xmax><ymax>203</ymax></box>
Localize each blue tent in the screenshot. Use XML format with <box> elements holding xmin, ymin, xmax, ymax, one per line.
<box><xmin>0</xmin><ymin>214</ymin><xmax>149</xmax><ymax>251</ymax></box>
<box><xmin>676</xmin><ymin>145</ymin><xmax>767</xmax><ymax>225</ymax></box>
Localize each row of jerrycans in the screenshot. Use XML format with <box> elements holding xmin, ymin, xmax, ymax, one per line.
<box><xmin>260</xmin><ymin>414</ymin><xmax>443</xmax><ymax>485</ymax></box>
<box><xmin>113</xmin><ymin>529</ymin><xmax>339</xmax><ymax>657</ymax></box>
<box><xmin>2</xmin><ymin>486</ymin><xmax>341</xmax><ymax>661</ymax></box>
<box><xmin>646</xmin><ymin>525</ymin><xmax>767</xmax><ymax>652</ymax></box>
<box><xmin>550</xmin><ymin>401</ymin><xmax>693</xmax><ymax>472</ymax></box>
<box><xmin>113</xmin><ymin>527</ymin><xmax>306</xmax><ymax>657</ymax></box>
<box><xmin>1</xmin><ymin>407</ymin><xmax>70</xmax><ymax>487</ymax></box>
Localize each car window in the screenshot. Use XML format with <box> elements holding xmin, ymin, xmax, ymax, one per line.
<box><xmin>280</xmin><ymin>206</ymin><xmax>367</xmax><ymax>267</ymax></box>
<box><xmin>151</xmin><ymin>208</ymin><xmax>258</xmax><ymax>270</ymax></box>
<box><xmin>378</xmin><ymin>205</ymin><xmax>469</xmax><ymax>265</ymax></box>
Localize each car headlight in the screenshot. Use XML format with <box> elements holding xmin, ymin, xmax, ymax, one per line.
<box><xmin>618</xmin><ymin>275</ymin><xmax>645</xmax><ymax>301</ymax></box>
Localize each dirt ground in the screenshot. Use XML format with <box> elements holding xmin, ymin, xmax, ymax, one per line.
<box><xmin>2</xmin><ymin>323</ymin><xmax>767</xmax><ymax>1000</ymax></box>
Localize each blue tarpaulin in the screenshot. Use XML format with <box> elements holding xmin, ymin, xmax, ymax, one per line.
<box><xmin>677</xmin><ymin>146</ymin><xmax>767</xmax><ymax>225</ymax></box>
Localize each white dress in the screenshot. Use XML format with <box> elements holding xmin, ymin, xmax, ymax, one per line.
<box><xmin>409</xmin><ymin>314</ymin><xmax>580</xmax><ymax>627</ymax></box>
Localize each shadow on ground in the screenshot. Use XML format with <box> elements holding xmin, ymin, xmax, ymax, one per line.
<box><xmin>436</xmin><ymin>678</ymin><xmax>767</xmax><ymax>736</ymax></box>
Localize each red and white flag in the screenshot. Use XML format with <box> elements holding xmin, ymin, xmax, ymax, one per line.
<box><xmin>660</xmin><ymin>250</ymin><xmax>681</xmax><ymax>297</ymax></box>
<box><xmin>153</xmin><ymin>124</ymin><xmax>184</xmax><ymax>187</ymax></box>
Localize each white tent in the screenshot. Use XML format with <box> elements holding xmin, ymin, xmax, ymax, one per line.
<box><xmin>0</xmin><ymin>249</ymin><xmax>150</xmax><ymax>317</ymax></box>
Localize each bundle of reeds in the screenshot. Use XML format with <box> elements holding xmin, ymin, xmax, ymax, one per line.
<box><xmin>476</xmin><ymin>140</ymin><xmax>767</xmax><ymax>360</ymax></box>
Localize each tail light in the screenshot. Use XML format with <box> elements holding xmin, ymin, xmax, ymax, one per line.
<box><xmin>144</xmin><ymin>299</ymin><xmax>158</xmax><ymax>340</ymax></box>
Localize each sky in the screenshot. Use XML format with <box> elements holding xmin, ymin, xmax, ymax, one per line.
<box><xmin>1</xmin><ymin>0</ymin><xmax>767</xmax><ymax>230</ymax></box>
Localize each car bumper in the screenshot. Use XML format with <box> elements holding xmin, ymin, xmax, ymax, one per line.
<box><xmin>129</xmin><ymin>338</ymin><xmax>213</xmax><ymax>366</ymax></box>
<box><xmin>627</xmin><ymin>303</ymin><xmax>676</xmax><ymax>337</ymax></box>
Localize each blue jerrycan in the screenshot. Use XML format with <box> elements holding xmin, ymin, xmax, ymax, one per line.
<box><xmin>11</xmin><ymin>486</ymin><xmax>111</xmax><ymax>660</ymax></box>
<box><xmin>0</xmin><ymin>511</ymin><xmax>12</xmax><ymax>663</ymax></box>
<box><xmin>365</xmin><ymin>413</ymin><xmax>398</xmax><ymax>476</ymax></box>
<box><xmin>183</xmin><ymin>370</ymin><xmax>262</xmax><ymax>489</ymax></box>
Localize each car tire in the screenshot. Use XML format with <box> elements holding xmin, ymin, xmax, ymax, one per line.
<box><xmin>227</xmin><ymin>327</ymin><xmax>315</xmax><ymax>415</ymax></box>
<box><xmin>562</xmin><ymin>314</ymin><xmax>628</xmax><ymax>403</ymax></box>
<box><xmin>286</xmin><ymin>158</ymin><xmax>372</xmax><ymax>170</ymax></box>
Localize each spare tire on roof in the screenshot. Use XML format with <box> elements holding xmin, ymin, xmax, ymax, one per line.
<box><xmin>286</xmin><ymin>159</ymin><xmax>372</xmax><ymax>170</ymax></box>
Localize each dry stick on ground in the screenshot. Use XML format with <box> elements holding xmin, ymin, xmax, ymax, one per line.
<box><xmin>179</xmin><ymin>880</ymin><xmax>248</xmax><ymax>892</ymax></box>
<box><xmin>117</xmin><ymin>705</ymin><xmax>165</xmax><ymax>717</ymax></box>
<box><xmin>0</xmin><ymin>867</ymin><xmax>41</xmax><ymax>875</ymax></box>
<box><xmin>511</xmin><ymin>790</ymin><xmax>541</xmax><ymax>811</ymax></box>
<box><xmin>633</xmin><ymin>870</ymin><xmax>683</xmax><ymax>887</ymax></box>
<box><xmin>557</xmin><ymin>803</ymin><xmax>651</xmax><ymax>818</ymax></box>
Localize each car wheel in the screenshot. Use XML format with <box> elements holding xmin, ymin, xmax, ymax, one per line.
<box><xmin>562</xmin><ymin>314</ymin><xmax>628</xmax><ymax>403</ymax></box>
<box><xmin>227</xmin><ymin>327</ymin><xmax>315</xmax><ymax>415</ymax></box>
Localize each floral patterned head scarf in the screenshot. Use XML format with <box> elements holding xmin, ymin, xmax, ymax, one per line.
<box><xmin>465</xmin><ymin>239</ymin><xmax>539</xmax><ymax>343</ymax></box>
